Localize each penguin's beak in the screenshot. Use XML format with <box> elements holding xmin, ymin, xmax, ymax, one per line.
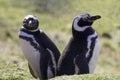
<box><xmin>88</xmin><ymin>15</ymin><xmax>101</xmax><ymax>22</ymax></box>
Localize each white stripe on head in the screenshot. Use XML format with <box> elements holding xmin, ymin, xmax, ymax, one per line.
<box><xmin>21</xmin><ymin>26</ymin><xmax>39</xmax><ymax>32</ymax></box>
<box><xmin>73</xmin><ymin>15</ymin><xmax>90</xmax><ymax>32</ymax></box>
<box><xmin>23</xmin><ymin>15</ymin><xmax>39</xmax><ymax>32</ymax></box>
<box><xmin>24</xmin><ymin>15</ymin><xmax>38</xmax><ymax>20</ymax></box>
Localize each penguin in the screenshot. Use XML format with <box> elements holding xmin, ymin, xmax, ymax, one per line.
<box><xmin>18</xmin><ymin>15</ymin><xmax>60</xmax><ymax>80</ymax></box>
<box><xmin>58</xmin><ymin>13</ymin><xmax>101</xmax><ymax>75</ymax></box>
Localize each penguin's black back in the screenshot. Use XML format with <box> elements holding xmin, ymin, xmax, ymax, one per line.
<box><xmin>58</xmin><ymin>37</ymin><xmax>89</xmax><ymax>75</ymax></box>
<box><xmin>58</xmin><ymin>26</ymin><xmax>97</xmax><ymax>75</ymax></box>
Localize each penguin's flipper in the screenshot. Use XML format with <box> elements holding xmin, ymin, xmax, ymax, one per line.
<box><xmin>47</xmin><ymin>49</ymin><xmax>57</xmax><ymax>79</ymax></box>
<box><xmin>39</xmin><ymin>50</ymin><xmax>51</xmax><ymax>80</ymax></box>
<box><xmin>47</xmin><ymin>62</ymin><xmax>55</xmax><ymax>79</ymax></box>
<box><xmin>28</xmin><ymin>63</ymin><xmax>37</xmax><ymax>78</ymax></box>
<box><xmin>74</xmin><ymin>54</ymin><xmax>89</xmax><ymax>74</ymax></box>
<box><xmin>39</xmin><ymin>32</ymin><xmax>60</xmax><ymax>63</ymax></box>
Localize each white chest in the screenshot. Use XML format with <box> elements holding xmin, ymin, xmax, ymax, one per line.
<box><xmin>20</xmin><ymin>38</ymin><xmax>41</xmax><ymax>77</ymax></box>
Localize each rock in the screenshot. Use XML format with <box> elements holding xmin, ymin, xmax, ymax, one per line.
<box><xmin>102</xmin><ymin>32</ymin><xmax>112</xmax><ymax>39</ymax></box>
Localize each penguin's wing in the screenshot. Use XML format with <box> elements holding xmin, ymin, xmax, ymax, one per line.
<box><xmin>28</xmin><ymin>63</ymin><xmax>37</xmax><ymax>78</ymax></box>
<box><xmin>39</xmin><ymin>49</ymin><xmax>51</xmax><ymax>80</ymax></box>
<box><xmin>74</xmin><ymin>54</ymin><xmax>89</xmax><ymax>74</ymax></box>
<box><xmin>47</xmin><ymin>49</ymin><xmax>57</xmax><ymax>78</ymax></box>
<box><xmin>39</xmin><ymin>32</ymin><xmax>60</xmax><ymax>63</ymax></box>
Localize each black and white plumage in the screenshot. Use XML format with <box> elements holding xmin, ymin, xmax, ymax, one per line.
<box><xmin>19</xmin><ymin>15</ymin><xmax>60</xmax><ymax>80</ymax></box>
<box><xmin>58</xmin><ymin>13</ymin><xmax>101</xmax><ymax>75</ymax></box>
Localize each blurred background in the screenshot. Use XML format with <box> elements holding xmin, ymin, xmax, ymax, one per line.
<box><xmin>0</xmin><ymin>0</ymin><xmax>120</xmax><ymax>79</ymax></box>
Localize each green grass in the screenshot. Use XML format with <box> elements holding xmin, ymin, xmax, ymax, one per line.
<box><xmin>0</xmin><ymin>0</ymin><xmax>120</xmax><ymax>79</ymax></box>
<box><xmin>50</xmin><ymin>74</ymin><xmax>120</xmax><ymax>80</ymax></box>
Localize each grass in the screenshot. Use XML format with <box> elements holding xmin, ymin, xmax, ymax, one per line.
<box><xmin>0</xmin><ymin>0</ymin><xmax>120</xmax><ymax>80</ymax></box>
<box><xmin>50</xmin><ymin>74</ymin><xmax>120</xmax><ymax>80</ymax></box>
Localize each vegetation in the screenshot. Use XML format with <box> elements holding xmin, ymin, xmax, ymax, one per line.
<box><xmin>50</xmin><ymin>74</ymin><xmax>120</xmax><ymax>80</ymax></box>
<box><xmin>0</xmin><ymin>0</ymin><xmax>120</xmax><ymax>80</ymax></box>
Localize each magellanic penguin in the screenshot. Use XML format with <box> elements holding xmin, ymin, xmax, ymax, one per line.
<box><xmin>58</xmin><ymin>13</ymin><xmax>101</xmax><ymax>75</ymax></box>
<box><xmin>19</xmin><ymin>15</ymin><xmax>60</xmax><ymax>80</ymax></box>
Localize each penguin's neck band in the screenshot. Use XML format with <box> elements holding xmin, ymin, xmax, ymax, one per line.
<box><xmin>73</xmin><ymin>18</ymin><xmax>90</xmax><ymax>32</ymax></box>
<box><xmin>22</xmin><ymin>26</ymin><xmax>39</xmax><ymax>32</ymax></box>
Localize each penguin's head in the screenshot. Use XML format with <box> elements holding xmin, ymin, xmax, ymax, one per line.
<box><xmin>23</xmin><ymin>15</ymin><xmax>39</xmax><ymax>31</ymax></box>
<box><xmin>75</xmin><ymin>13</ymin><xmax>101</xmax><ymax>27</ymax></box>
